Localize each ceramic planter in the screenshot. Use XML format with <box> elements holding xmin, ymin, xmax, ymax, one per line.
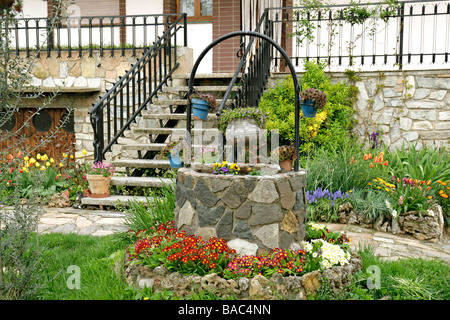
<box><xmin>86</xmin><ymin>174</ymin><xmax>111</xmax><ymax>198</ymax></box>
<box><xmin>279</xmin><ymin>159</ymin><xmax>293</xmax><ymax>171</ymax></box>
<box><xmin>191</xmin><ymin>98</ymin><xmax>211</xmax><ymax>120</ymax></box>
<box><xmin>168</xmin><ymin>153</ymin><xmax>184</xmax><ymax>168</ymax></box>
<box><xmin>300</xmin><ymin>99</ymin><xmax>317</xmax><ymax>118</ymax></box>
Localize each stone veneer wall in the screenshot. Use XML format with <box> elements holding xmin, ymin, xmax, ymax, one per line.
<box><xmin>270</xmin><ymin>69</ymin><xmax>450</xmax><ymax>149</ymax></box>
<box><xmin>174</xmin><ymin>167</ymin><xmax>307</xmax><ymax>255</ymax></box>
<box><xmin>124</xmin><ymin>254</ymin><xmax>363</xmax><ymax>299</ymax></box>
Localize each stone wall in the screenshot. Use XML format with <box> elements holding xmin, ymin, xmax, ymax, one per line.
<box><xmin>124</xmin><ymin>254</ymin><xmax>363</xmax><ymax>299</ymax></box>
<box><xmin>270</xmin><ymin>69</ymin><xmax>450</xmax><ymax>149</ymax></box>
<box><xmin>174</xmin><ymin>166</ymin><xmax>307</xmax><ymax>255</ymax></box>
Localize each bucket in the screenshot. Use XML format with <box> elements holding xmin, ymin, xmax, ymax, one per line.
<box><xmin>300</xmin><ymin>99</ymin><xmax>317</xmax><ymax>118</ymax></box>
<box><xmin>191</xmin><ymin>98</ymin><xmax>211</xmax><ymax>120</ymax></box>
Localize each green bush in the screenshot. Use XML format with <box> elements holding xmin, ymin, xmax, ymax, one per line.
<box><xmin>259</xmin><ymin>60</ymin><xmax>356</xmax><ymax>154</ymax></box>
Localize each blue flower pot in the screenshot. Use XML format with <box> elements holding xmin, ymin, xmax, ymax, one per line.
<box><xmin>168</xmin><ymin>153</ymin><xmax>183</xmax><ymax>168</ymax></box>
<box><xmin>191</xmin><ymin>98</ymin><xmax>211</xmax><ymax>120</ymax></box>
<box><xmin>300</xmin><ymin>99</ymin><xmax>317</xmax><ymax>118</ymax></box>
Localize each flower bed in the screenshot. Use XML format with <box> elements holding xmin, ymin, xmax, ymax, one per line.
<box><xmin>124</xmin><ymin>221</ymin><xmax>362</xmax><ymax>299</ymax></box>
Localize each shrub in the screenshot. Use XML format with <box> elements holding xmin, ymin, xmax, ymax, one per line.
<box><xmin>217</xmin><ymin>107</ymin><xmax>267</xmax><ymax>134</ymax></box>
<box><xmin>259</xmin><ymin>60</ymin><xmax>356</xmax><ymax>154</ymax></box>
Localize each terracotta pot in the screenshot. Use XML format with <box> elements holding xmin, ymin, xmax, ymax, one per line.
<box><xmin>86</xmin><ymin>174</ymin><xmax>111</xmax><ymax>198</ymax></box>
<box><xmin>279</xmin><ymin>159</ymin><xmax>293</xmax><ymax>171</ymax></box>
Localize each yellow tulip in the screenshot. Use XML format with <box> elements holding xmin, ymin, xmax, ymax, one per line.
<box><xmin>46</xmin><ymin>161</ymin><xmax>51</xmax><ymax>167</ymax></box>
<box><xmin>37</xmin><ymin>154</ymin><xmax>41</xmax><ymax>160</ymax></box>
<box><xmin>82</xmin><ymin>149</ymin><xmax>88</xmax><ymax>155</ymax></box>
<box><xmin>59</xmin><ymin>163</ymin><xmax>64</xmax><ymax>167</ymax></box>
<box><xmin>70</xmin><ymin>155</ymin><xmax>74</xmax><ymax>159</ymax></box>
<box><xmin>29</xmin><ymin>158</ymin><xmax>36</xmax><ymax>164</ymax></box>
<box><xmin>63</xmin><ymin>153</ymin><xmax>68</xmax><ymax>158</ymax></box>
<box><xmin>50</xmin><ymin>158</ymin><xmax>54</xmax><ymax>163</ymax></box>
<box><xmin>24</xmin><ymin>156</ymin><xmax>29</xmax><ymax>161</ymax></box>
<box><xmin>35</xmin><ymin>162</ymin><xmax>40</xmax><ymax>167</ymax></box>
<box><xmin>42</xmin><ymin>154</ymin><xmax>48</xmax><ymax>161</ymax></box>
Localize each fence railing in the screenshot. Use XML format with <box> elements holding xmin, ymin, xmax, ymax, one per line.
<box><xmin>267</xmin><ymin>0</ymin><xmax>450</xmax><ymax>71</ymax></box>
<box><xmin>9</xmin><ymin>13</ymin><xmax>187</xmax><ymax>58</ymax></box>
<box><xmin>89</xmin><ymin>14</ymin><xmax>187</xmax><ymax>162</ymax></box>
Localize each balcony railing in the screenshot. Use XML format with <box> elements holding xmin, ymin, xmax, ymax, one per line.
<box><xmin>266</xmin><ymin>0</ymin><xmax>450</xmax><ymax>71</ymax></box>
<box><xmin>9</xmin><ymin>13</ymin><xmax>187</xmax><ymax>58</ymax></box>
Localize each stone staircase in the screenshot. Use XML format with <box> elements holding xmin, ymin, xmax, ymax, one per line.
<box><xmin>82</xmin><ymin>72</ymin><xmax>238</xmax><ymax>207</ymax></box>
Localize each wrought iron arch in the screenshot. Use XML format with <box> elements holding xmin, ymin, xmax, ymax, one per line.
<box><xmin>187</xmin><ymin>31</ymin><xmax>302</xmax><ymax>171</ymax></box>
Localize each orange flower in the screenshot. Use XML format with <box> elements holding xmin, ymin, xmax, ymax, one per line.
<box><xmin>369</xmin><ymin>163</ymin><xmax>374</xmax><ymax>168</ymax></box>
<box><xmin>383</xmin><ymin>161</ymin><xmax>388</xmax><ymax>166</ymax></box>
<box><xmin>426</xmin><ymin>180</ymin><xmax>431</xmax><ymax>186</ymax></box>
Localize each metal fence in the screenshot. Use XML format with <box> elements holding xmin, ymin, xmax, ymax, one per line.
<box><xmin>9</xmin><ymin>13</ymin><xmax>187</xmax><ymax>58</ymax></box>
<box><xmin>268</xmin><ymin>0</ymin><xmax>450</xmax><ymax>71</ymax></box>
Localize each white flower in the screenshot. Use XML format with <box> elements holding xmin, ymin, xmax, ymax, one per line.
<box><xmin>427</xmin><ymin>209</ymin><xmax>435</xmax><ymax>217</ymax></box>
<box><xmin>391</xmin><ymin>209</ymin><xmax>398</xmax><ymax>218</ymax></box>
<box><xmin>385</xmin><ymin>199</ymin><xmax>392</xmax><ymax>209</ymax></box>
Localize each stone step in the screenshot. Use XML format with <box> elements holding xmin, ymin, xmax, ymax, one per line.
<box><xmin>152</xmin><ymin>98</ymin><xmax>227</xmax><ymax>106</ymax></box>
<box><xmin>81</xmin><ymin>195</ymin><xmax>150</xmax><ymax>207</ymax></box>
<box><xmin>172</xmin><ymin>73</ymin><xmax>241</xmax><ymax>79</ymax></box>
<box><xmin>132</xmin><ymin>127</ymin><xmax>220</xmax><ymax>135</ymax></box>
<box><xmin>112</xmin><ymin>159</ymin><xmax>171</xmax><ymax>169</ymax></box>
<box><xmin>120</xmin><ymin>143</ymin><xmax>166</xmax><ymax>151</ymax></box>
<box><xmin>141</xmin><ymin>113</ymin><xmax>217</xmax><ymax>120</ymax></box>
<box><xmin>162</xmin><ymin>86</ymin><xmax>238</xmax><ymax>94</ymax></box>
<box><xmin>111</xmin><ymin>176</ymin><xmax>173</xmax><ymax>187</ymax></box>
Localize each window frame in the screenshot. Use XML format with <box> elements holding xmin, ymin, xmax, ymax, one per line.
<box><xmin>177</xmin><ymin>0</ymin><xmax>213</xmax><ymax>23</ymax></box>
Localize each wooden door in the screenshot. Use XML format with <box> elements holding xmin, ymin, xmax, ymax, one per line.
<box><xmin>0</xmin><ymin>108</ymin><xmax>76</xmax><ymax>163</ymax></box>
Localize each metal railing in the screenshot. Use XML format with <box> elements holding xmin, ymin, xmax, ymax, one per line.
<box><xmin>10</xmin><ymin>13</ymin><xmax>187</xmax><ymax>58</ymax></box>
<box><xmin>266</xmin><ymin>0</ymin><xmax>450</xmax><ymax>71</ymax></box>
<box><xmin>89</xmin><ymin>14</ymin><xmax>187</xmax><ymax>162</ymax></box>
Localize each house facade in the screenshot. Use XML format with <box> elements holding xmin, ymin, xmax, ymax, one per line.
<box><xmin>20</xmin><ymin>0</ymin><xmax>297</xmax><ymax>73</ymax></box>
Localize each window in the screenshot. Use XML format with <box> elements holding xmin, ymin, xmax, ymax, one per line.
<box><xmin>177</xmin><ymin>0</ymin><xmax>213</xmax><ymax>22</ymax></box>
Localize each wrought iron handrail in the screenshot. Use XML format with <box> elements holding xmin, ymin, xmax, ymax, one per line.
<box><xmin>215</xmin><ymin>9</ymin><xmax>272</xmax><ymax>113</ymax></box>
<box><xmin>89</xmin><ymin>13</ymin><xmax>187</xmax><ymax>162</ymax></box>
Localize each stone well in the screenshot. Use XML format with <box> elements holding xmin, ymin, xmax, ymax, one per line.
<box><xmin>174</xmin><ymin>165</ymin><xmax>307</xmax><ymax>255</ymax></box>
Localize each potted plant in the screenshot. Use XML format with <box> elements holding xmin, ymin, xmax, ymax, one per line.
<box><xmin>272</xmin><ymin>144</ymin><xmax>297</xmax><ymax>171</ymax></box>
<box><xmin>161</xmin><ymin>139</ymin><xmax>187</xmax><ymax>168</ymax></box>
<box><xmin>299</xmin><ymin>88</ymin><xmax>327</xmax><ymax>117</ymax></box>
<box><xmin>189</xmin><ymin>92</ymin><xmax>218</xmax><ymax>120</ymax></box>
<box><xmin>85</xmin><ymin>161</ymin><xmax>115</xmax><ymax>198</ymax></box>
<box><xmin>218</xmin><ymin>107</ymin><xmax>267</xmax><ymax>135</ymax></box>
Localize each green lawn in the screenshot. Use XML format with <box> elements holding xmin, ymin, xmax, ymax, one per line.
<box><xmin>35</xmin><ymin>233</ymin><xmax>135</xmax><ymax>300</ymax></box>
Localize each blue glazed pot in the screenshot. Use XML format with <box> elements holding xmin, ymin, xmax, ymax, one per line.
<box><xmin>191</xmin><ymin>98</ymin><xmax>211</xmax><ymax>120</ymax></box>
<box><xmin>300</xmin><ymin>99</ymin><xmax>317</xmax><ymax>118</ymax></box>
<box><xmin>168</xmin><ymin>153</ymin><xmax>184</xmax><ymax>168</ymax></box>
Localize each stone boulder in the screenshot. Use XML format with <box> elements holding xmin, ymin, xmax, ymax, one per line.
<box><xmin>398</xmin><ymin>206</ymin><xmax>445</xmax><ymax>242</ymax></box>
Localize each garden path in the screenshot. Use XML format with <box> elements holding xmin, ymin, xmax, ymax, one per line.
<box><xmin>37</xmin><ymin>206</ymin><xmax>450</xmax><ymax>264</ymax></box>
